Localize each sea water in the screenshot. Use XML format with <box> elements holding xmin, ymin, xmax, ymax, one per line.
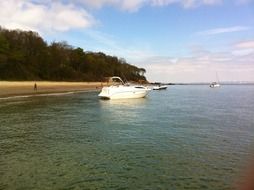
<box><xmin>0</xmin><ymin>85</ymin><xmax>254</xmax><ymax>189</ymax></box>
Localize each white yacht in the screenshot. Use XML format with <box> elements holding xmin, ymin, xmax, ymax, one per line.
<box><xmin>153</xmin><ymin>85</ymin><xmax>167</xmax><ymax>90</ymax></box>
<box><xmin>98</xmin><ymin>77</ymin><xmax>151</xmax><ymax>100</ymax></box>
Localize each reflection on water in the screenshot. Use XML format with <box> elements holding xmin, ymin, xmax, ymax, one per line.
<box><xmin>99</xmin><ymin>97</ymin><xmax>148</xmax><ymax>118</ymax></box>
<box><xmin>99</xmin><ymin>98</ymin><xmax>148</xmax><ymax>126</ymax></box>
<box><xmin>0</xmin><ymin>86</ymin><xmax>254</xmax><ymax>189</ymax></box>
<box><xmin>100</xmin><ymin>97</ymin><xmax>147</xmax><ymax>107</ymax></box>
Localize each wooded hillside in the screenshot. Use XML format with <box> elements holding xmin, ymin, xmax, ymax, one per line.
<box><xmin>0</xmin><ymin>27</ymin><xmax>147</xmax><ymax>82</ymax></box>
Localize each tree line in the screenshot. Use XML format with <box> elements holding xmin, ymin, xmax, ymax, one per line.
<box><xmin>0</xmin><ymin>27</ymin><xmax>147</xmax><ymax>82</ymax></box>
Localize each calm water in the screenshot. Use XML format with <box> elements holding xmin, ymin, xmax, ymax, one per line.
<box><xmin>1</xmin><ymin>85</ymin><xmax>254</xmax><ymax>190</ymax></box>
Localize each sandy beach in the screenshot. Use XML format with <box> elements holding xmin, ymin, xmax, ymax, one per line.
<box><xmin>0</xmin><ymin>81</ymin><xmax>107</xmax><ymax>98</ymax></box>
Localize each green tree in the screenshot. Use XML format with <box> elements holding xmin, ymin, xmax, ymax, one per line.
<box><xmin>0</xmin><ymin>27</ymin><xmax>148</xmax><ymax>82</ymax></box>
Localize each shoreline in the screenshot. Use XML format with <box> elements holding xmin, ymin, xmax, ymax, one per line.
<box><xmin>0</xmin><ymin>81</ymin><xmax>106</xmax><ymax>99</ymax></box>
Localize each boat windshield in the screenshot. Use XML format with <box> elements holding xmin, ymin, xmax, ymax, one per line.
<box><xmin>109</xmin><ymin>77</ymin><xmax>125</xmax><ymax>86</ymax></box>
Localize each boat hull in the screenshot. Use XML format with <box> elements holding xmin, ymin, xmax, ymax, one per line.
<box><xmin>98</xmin><ymin>86</ymin><xmax>150</xmax><ymax>99</ymax></box>
<box><xmin>209</xmin><ymin>83</ymin><xmax>220</xmax><ymax>88</ymax></box>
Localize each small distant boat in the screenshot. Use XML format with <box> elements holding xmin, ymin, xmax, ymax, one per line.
<box><xmin>153</xmin><ymin>85</ymin><xmax>167</xmax><ymax>90</ymax></box>
<box><xmin>98</xmin><ymin>76</ymin><xmax>151</xmax><ymax>100</ymax></box>
<box><xmin>210</xmin><ymin>72</ymin><xmax>221</xmax><ymax>88</ymax></box>
<box><xmin>209</xmin><ymin>82</ymin><xmax>220</xmax><ymax>88</ymax></box>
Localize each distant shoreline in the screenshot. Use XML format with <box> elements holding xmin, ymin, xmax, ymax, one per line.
<box><xmin>1</xmin><ymin>81</ymin><xmax>253</xmax><ymax>99</ymax></box>
<box><xmin>172</xmin><ymin>83</ymin><xmax>254</xmax><ymax>85</ymax></box>
<box><xmin>0</xmin><ymin>81</ymin><xmax>107</xmax><ymax>99</ymax></box>
<box><xmin>156</xmin><ymin>83</ymin><xmax>254</xmax><ymax>85</ymax></box>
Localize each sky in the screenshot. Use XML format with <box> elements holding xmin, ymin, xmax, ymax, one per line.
<box><xmin>0</xmin><ymin>0</ymin><xmax>254</xmax><ymax>83</ymax></box>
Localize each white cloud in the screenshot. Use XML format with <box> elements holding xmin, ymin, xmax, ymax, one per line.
<box><xmin>75</xmin><ymin>0</ymin><xmax>222</xmax><ymax>11</ymax></box>
<box><xmin>232</xmin><ymin>40</ymin><xmax>254</xmax><ymax>56</ymax></box>
<box><xmin>232</xmin><ymin>49</ymin><xmax>254</xmax><ymax>56</ymax></box>
<box><xmin>135</xmin><ymin>46</ymin><xmax>254</xmax><ymax>83</ymax></box>
<box><xmin>0</xmin><ymin>0</ymin><xmax>95</xmax><ymax>33</ymax></box>
<box><xmin>197</xmin><ymin>26</ymin><xmax>250</xmax><ymax>36</ymax></box>
<box><xmin>74</xmin><ymin>0</ymin><xmax>146</xmax><ymax>11</ymax></box>
<box><xmin>235</xmin><ymin>0</ymin><xmax>254</xmax><ymax>5</ymax></box>
<box><xmin>150</xmin><ymin>0</ymin><xmax>222</xmax><ymax>8</ymax></box>
<box><xmin>74</xmin><ymin>0</ymin><xmax>116</xmax><ymax>9</ymax></box>
<box><xmin>120</xmin><ymin>0</ymin><xmax>147</xmax><ymax>11</ymax></box>
<box><xmin>235</xmin><ymin>40</ymin><xmax>254</xmax><ymax>49</ymax></box>
<box><xmin>0</xmin><ymin>0</ymin><xmax>226</xmax><ymax>33</ymax></box>
<box><xmin>181</xmin><ymin>0</ymin><xmax>222</xmax><ymax>8</ymax></box>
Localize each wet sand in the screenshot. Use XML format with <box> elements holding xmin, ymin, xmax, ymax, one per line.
<box><xmin>0</xmin><ymin>81</ymin><xmax>106</xmax><ymax>98</ymax></box>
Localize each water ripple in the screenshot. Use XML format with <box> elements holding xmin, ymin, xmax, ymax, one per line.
<box><xmin>0</xmin><ymin>86</ymin><xmax>254</xmax><ymax>189</ymax></box>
